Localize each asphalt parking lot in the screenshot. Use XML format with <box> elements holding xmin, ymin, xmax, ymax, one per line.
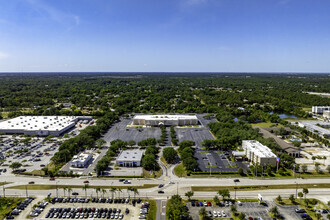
<box><xmin>103</xmin><ymin>118</ymin><xmax>162</xmax><ymax>144</ymax></box>
<box><xmin>103</xmin><ymin>114</ymin><xmax>216</xmax><ymax>148</ymax></box>
<box><xmin>175</xmin><ymin>127</ymin><xmax>215</xmax><ymax>148</ymax></box>
<box><xmin>188</xmin><ymin>201</ymin><xmax>270</xmax><ymax>220</ymax></box>
<box><xmin>0</xmin><ymin>137</ymin><xmax>60</xmax><ymax>173</ymax></box>
<box><xmin>195</xmin><ymin>150</ymin><xmax>242</xmax><ymax>173</ymax></box>
<box><xmin>23</xmin><ymin>197</ymin><xmax>144</xmax><ymax>219</ymax></box>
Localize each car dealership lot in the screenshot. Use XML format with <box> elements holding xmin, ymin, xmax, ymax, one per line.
<box><xmin>26</xmin><ymin>197</ymin><xmax>144</xmax><ymax>219</ymax></box>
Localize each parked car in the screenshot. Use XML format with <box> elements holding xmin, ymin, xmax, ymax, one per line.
<box><xmin>295</xmin><ymin>208</ymin><xmax>306</xmax><ymax>213</ymax></box>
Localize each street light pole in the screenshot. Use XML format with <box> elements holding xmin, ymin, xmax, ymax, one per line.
<box><xmin>235</xmin><ymin>182</ymin><xmax>237</xmax><ymax>200</ymax></box>
<box><xmin>3</xmin><ymin>181</ymin><xmax>5</xmax><ymax>198</ymax></box>
<box><xmin>295</xmin><ymin>182</ymin><xmax>298</xmax><ymax>199</ymax></box>
<box><xmin>56</xmin><ymin>181</ymin><xmax>59</xmax><ymax>198</ymax></box>
<box><xmin>25</xmin><ymin>185</ymin><xmax>28</xmax><ymax>197</ymax></box>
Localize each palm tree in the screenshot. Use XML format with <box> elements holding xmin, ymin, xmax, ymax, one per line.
<box><xmin>101</xmin><ymin>188</ymin><xmax>107</xmax><ymax>198</ymax></box>
<box><xmin>132</xmin><ymin>188</ymin><xmax>139</xmax><ymax>199</ymax></box>
<box><xmin>83</xmin><ymin>184</ymin><xmax>89</xmax><ymax>198</ymax></box>
<box><xmin>67</xmin><ymin>187</ymin><xmax>72</xmax><ymax>198</ymax></box>
<box><xmin>117</xmin><ymin>188</ymin><xmax>122</xmax><ymax>198</ymax></box>
<box><xmin>63</xmin><ymin>186</ymin><xmax>67</xmax><ymax>198</ymax></box>
<box><xmin>199</xmin><ymin>207</ymin><xmax>208</xmax><ymax>220</ymax></box>
<box><xmin>185</xmin><ymin>191</ymin><xmax>194</xmax><ymax>201</ymax></box>
<box><xmin>110</xmin><ymin>187</ymin><xmax>117</xmax><ymax>199</ymax></box>
<box><xmin>96</xmin><ymin>187</ymin><xmax>101</xmax><ymax>199</ymax></box>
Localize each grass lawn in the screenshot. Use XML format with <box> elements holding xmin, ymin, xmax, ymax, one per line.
<box><xmin>191</xmin><ymin>183</ymin><xmax>330</xmax><ymax>192</ymax></box>
<box><xmin>0</xmin><ymin>182</ymin><xmax>9</xmax><ymax>186</ymax></box>
<box><xmin>143</xmin><ymin>168</ymin><xmax>162</xmax><ymax>178</ymax></box>
<box><xmin>7</xmin><ymin>184</ymin><xmax>158</xmax><ymax>190</ymax></box>
<box><xmin>0</xmin><ymin>197</ymin><xmax>25</xmax><ymax>219</ymax></box>
<box><xmin>146</xmin><ymin>200</ymin><xmax>157</xmax><ymax>220</ymax></box>
<box><xmin>174</xmin><ymin>163</ymin><xmax>187</xmax><ymax>177</ymax></box>
<box><xmin>251</xmin><ymin>122</ymin><xmax>283</xmax><ymax>128</ymax></box>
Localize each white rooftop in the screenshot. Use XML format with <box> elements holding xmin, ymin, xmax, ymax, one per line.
<box><xmin>243</xmin><ymin>140</ymin><xmax>277</xmax><ymax>158</ymax></box>
<box><xmin>117</xmin><ymin>150</ymin><xmax>143</xmax><ymax>162</ymax></box>
<box><xmin>72</xmin><ymin>153</ymin><xmax>91</xmax><ymax>163</ymax></box>
<box><xmin>133</xmin><ymin>115</ymin><xmax>197</xmax><ymax>120</ymax></box>
<box><xmin>0</xmin><ymin>116</ymin><xmax>77</xmax><ymax>131</ymax></box>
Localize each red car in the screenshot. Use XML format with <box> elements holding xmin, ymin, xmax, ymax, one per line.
<box><xmin>207</xmin><ymin>201</ymin><xmax>212</xmax><ymax>206</ymax></box>
<box><xmin>83</xmin><ymin>180</ymin><xmax>89</xmax><ymax>184</ymax></box>
<box><xmin>49</xmin><ymin>178</ymin><xmax>55</xmax><ymax>181</ymax></box>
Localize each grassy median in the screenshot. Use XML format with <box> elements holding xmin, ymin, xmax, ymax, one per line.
<box><xmin>7</xmin><ymin>184</ymin><xmax>158</xmax><ymax>190</ymax></box>
<box><xmin>191</xmin><ymin>183</ymin><xmax>330</xmax><ymax>192</ymax></box>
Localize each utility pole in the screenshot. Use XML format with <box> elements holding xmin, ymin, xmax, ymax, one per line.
<box><xmin>295</xmin><ymin>182</ymin><xmax>298</xmax><ymax>199</ymax></box>
<box><xmin>25</xmin><ymin>185</ymin><xmax>28</xmax><ymax>197</ymax></box>
<box><xmin>234</xmin><ymin>182</ymin><xmax>237</xmax><ymax>200</ymax></box>
<box><xmin>3</xmin><ymin>181</ymin><xmax>5</xmax><ymax>198</ymax></box>
<box><xmin>56</xmin><ymin>181</ymin><xmax>59</xmax><ymax>198</ymax></box>
<box><xmin>177</xmin><ymin>182</ymin><xmax>179</xmax><ymax>195</ymax></box>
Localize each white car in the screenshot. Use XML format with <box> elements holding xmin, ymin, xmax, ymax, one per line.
<box><xmin>213</xmin><ymin>210</ymin><xmax>217</xmax><ymax>217</ymax></box>
<box><xmin>217</xmin><ymin>211</ymin><xmax>222</xmax><ymax>217</ymax></box>
<box><xmin>222</xmin><ymin>210</ymin><xmax>226</xmax><ymax>217</ymax></box>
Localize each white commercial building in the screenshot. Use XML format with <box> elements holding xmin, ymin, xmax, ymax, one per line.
<box><xmin>70</xmin><ymin>152</ymin><xmax>92</xmax><ymax>168</ymax></box>
<box><xmin>0</xmin><ymin>116</ymin><xmax>92</xmax><ymax>136</ymax></box>
<box><xmin>312</xmin><ymin>106</ymin><xmax>330</xmax><ymax>114</ymax></box>
<box><xmin>323</xmin><ymin>110</ymin><xmax>330</xmax><ymax>119</ymax></box>
<box><xmin>132</xmin><ymin>115</ymin><xmax>198</xmax><ymax>126</ymax></box>
<box><xmin>242</xmin><ymin>140</ymin><xmax>277</xmax><ymax>166</ymax></box>
<box><xmin>116</xmin><ymin>150</ymin><xmax>143</xmax><ymax>167</ymax></box>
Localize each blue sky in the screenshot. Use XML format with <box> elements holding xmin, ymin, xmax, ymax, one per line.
<box><xmin>0</xmin><ymin>0</ymin><xmax>330</xmax><ymax>72</ymax></box>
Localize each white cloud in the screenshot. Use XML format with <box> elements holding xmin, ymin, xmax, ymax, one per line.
<box><xmin>27</xmin><ymin>0</ymin><xmax>80</xmax><ymax>28</ymax></box>
<box><xmin>0</xmin><ymin>52</ymin><xmax>8</xmax><ymax>59</ymax></box>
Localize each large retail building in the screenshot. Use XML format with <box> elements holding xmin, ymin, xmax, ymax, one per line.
<box><xmin>242</xmin><ymin>140</ymin><xmax>277</xmax><ymax>166</ymax></box>
<box><xmin>0</xmin><ymin>116</ymin><xmax>92</xmax><ymax>136</ymax></box>
<box><xmin>132</xmin><ymin>115</ymin><xmax>198</xmax><ymax>126</ymax></box>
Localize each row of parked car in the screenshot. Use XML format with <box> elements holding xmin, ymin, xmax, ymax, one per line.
<box><xmin>7</xmin><ymin>197</ymin><xmax>35</xmax><ymax>219</ymax></box>
<box><xmin>50</xmin><ymin>197</ymin><xmax>142</xmax><ymax>205</ymax></box>
<box><xmin>45</xmin><ymin>207</ymin><xmax>129</xmax><ymax>219</ymax></box>
<box><xmin>190</xmin><ymin>200</ymin><xmax>235</xmax><ymax>207</ymax></box>
<box><xmin>30</xmin><ymin>200</ymin><xmax>49</xmax><ymax>217</ymax></box>
<box><xmin>138</xmin><ymin>202</ymin><xmax>150</xmax><ymax>219</ymax></box>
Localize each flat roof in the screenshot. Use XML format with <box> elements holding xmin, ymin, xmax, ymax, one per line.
<box><xmin>133</xmin><ymin>115</ymin><xmax>197</xmax><ymax>120</ymax></box>
<box><xmin>117</xmin><ymin>150</ymin><xmax>143</xmax><ymax>162</ymax></box>
<box><xmin>72</xmin><ymin>153</ymin><xmax>91</xmax><ymax>163</ymax></box>
<box><xmin>0</xmin><ymin>116</ymin><xmax>77</xmax><ymax>132</ymax></box>
<box><xmin>243</xmin><ymin>140</ymin><xmax>277</xmax><ymax>158</ymax></box>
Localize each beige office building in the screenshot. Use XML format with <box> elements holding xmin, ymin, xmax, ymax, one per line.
<box><xmin>242</xmin><ymin>140</ymin><xmax>277</xmax><ymax>166</ymax></box>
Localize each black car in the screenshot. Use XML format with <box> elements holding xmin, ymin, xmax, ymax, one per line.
<box><xmin>125</xmin><ymin>208</ymin><xmax>129</xmax><ymax>214</ymax></box>
<box><xmin>158</xmin><ymin>190</ymin><xmax>164</xmax><ymax>194</ymax></box>
<box><xmin>119</xmin><ymin>179</ymin><xmax>125</xmax><ymax>182</ymax></box>
<box><xmin>158</xmin><ymin>184</ymin><xmax>164</xmax><ymax>188</ymax></box>
<box><xmin>234</xmin><ymin>179</ymin><xmax>240</xmax><ymax>182</ymax></box>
